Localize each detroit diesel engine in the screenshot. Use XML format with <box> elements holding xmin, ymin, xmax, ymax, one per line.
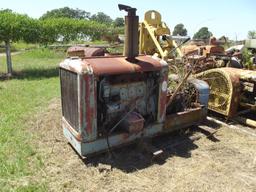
<box><xmin>59</xmin><ymin>4</ymin><xmax>209</xmax><ymax>157</ymax></box>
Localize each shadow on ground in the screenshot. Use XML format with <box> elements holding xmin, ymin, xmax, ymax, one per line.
<box><xmin>0</xmin><ymin>68</ymin><xmax>59</xmax><ymax>81</ymax></box>
<box><xmin>81</xmin><ymin>126</ymin><xmax>220</xmax><ymax>173</ymax></box>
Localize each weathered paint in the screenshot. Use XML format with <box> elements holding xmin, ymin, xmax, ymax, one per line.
<box><xmin>63</xmin><ymin>126</ymin><xmax>82</xmax><ymax>155</ymax></box>
<box><xmin>62</xmin><ymin>117</ymin><xmax>82</xmax><ymax>142</ymax></box>
<box><xmin>164</xmin><ymin>107</ymin><xmax>206</xmax><ymax>132</ymax></box>
<box><xmin>80</xmin><ymin>73</ymin><xmax>97</xmax><ymax>141</ymax></box>
<box><xmin>60</xmin><ymin>52</ymin><xmax>209</xmax><ymax>157</ymax></box>
<box><xmin>196</xmin><ymin>68</ymin><xmax>241</xmax><ymax>117</ymax></box>
<box><xmin>89</xmin><ymin>56</ymin><xmax>161</xmax><ymax>75</ymax></box>
<box><xmin>188</xmin><ymin>78</ymin><xmax>209</xmax><ymax>107</ymax></box>
<box><xmin>80</xmin><ymin>123</ymin><xmax>163</xmax><ymax>156</ymax></box>
<box><xmin>60</xmin><ymin>55</ymin><xmax>165</xmax><ymax>75</ymax></box>
<box><xmin>63</xmin><ymin>107</ymin><xmax>206</xmax><ymax>156</ymax></box>
<box><xmin>157</xmin><ymin>64</ymin><xmax>168</xmax><ymax>123</ymax></box>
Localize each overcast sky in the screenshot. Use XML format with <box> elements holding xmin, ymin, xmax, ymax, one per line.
<box><xmin>1</xmin><ymin>0</ymin><xmax>255</xmax><ymax>40</ymax></box>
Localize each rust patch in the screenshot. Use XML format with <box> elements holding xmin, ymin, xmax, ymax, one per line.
<box><xmin>164</xmin><ymin>108</ymin><xmax>203</xmax><ymax>131</ymax></box>
<box><xmin>82</xmin><ymin>55</ymin><xmax>162</xmax><ymax>75</ymax></box>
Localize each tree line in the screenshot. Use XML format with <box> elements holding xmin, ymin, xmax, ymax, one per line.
<box><xmin>1</xmin><ymin>7</ymin><xmax>255</xmax><ymax>75</ymax></box>
<box><xmin>0</xmin><ymin>7</ymin><xmax>125</xmax><ymax>74</ymax></box>
<box><xmin>172</xmin><ymin>23</ymin><xmax>213</xmax><ymax>40</ymax></box>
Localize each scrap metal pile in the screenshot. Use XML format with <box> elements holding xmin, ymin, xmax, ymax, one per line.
<box><xmin>181</xmin><ymin>37</ymin><xmax>243</xmax><ymax>74</ymax></box>
<box><xmin>137</xmin><ymin>9</ymin><xmax>256</xmax><ymax>126</ymax></box>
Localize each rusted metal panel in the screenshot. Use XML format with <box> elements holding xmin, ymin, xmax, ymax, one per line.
<box><xmin>63</xmin><ymin>107</ymin><xmax>206</xmax><ymax>156</ymax></box>
<box><xmin>80</xmin><ymin>73</ymin><xmax>98</xmax><ymax>142</ymax></box>
<box><xmin>83</xmin><ymin>55</ymin><xmax>163</xmax><ymax>75</ymax></box>
<box><xmin>62</xmin><ymin>117</ymin><xmax>82</xmax><ymax>142</ymax></box>
<box><xmin>164</xmin><ymin>107</ymin><xmax>205</xmax><ymax>131</ymax></box>
<box><xmin>196</xmin><ymin>67</ymin><xmax>241</xmax><ymax>117</ymax></box>
<box><xmin>120</xmin><ymin>112</ymin><xmax>145</xmax><ymax>133</ymax></box>
<box><xmin>203</xmin><ymin>45</ymin><xmax>225</xmax><ymax>56</ymax></box>
<box><xmin>157</xmin><ymin>67</ymin><xmax>168</xmax><ymax>123</ymax></box>
<box><xmin>60</xmin><ymin>56</ymin><xmax>164</xmax><ymax>75</ymax></box>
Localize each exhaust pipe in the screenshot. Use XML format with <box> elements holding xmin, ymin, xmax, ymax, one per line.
<box><xmin>118</xmin><ymin>4</ymin><xmax>139</xmax><ymax>61</ymax></box>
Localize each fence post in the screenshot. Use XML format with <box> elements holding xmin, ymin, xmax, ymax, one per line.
<box><xmin>5</xmin><ymin>40</ymin><xmax>12</xmax><ymax>75</ymax></box>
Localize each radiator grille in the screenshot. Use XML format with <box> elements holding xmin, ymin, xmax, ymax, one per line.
<box><xmin>60</xmin><ymin>68</ymin><xmax>79</xmax><ymax>131</ymax></box>
<box><xmin>196</xmin><ymin>70</ymin><xmax>232</xmax><ymax>116</ymax></box>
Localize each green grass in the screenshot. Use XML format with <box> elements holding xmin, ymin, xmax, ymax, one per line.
<box><xmin>0</xmin><ymin>48</ymin><xmax>65</xmax><ymax>191</ymax></box>
<box><xmin>0</xmin><ymin>41</ymin><xmax>39</xmax><ymax>53</ymax></box>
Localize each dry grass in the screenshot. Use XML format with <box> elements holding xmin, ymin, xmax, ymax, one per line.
<box><xmin>26</xmin><ymin>99</ymin><xmax>256</xmax><ymax>192</ymax></box>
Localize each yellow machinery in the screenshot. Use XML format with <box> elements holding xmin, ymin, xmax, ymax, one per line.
<box><xmin>139</xmin><ymin>10</ymin><xmax>183</xmax><ymax>60</ymax></box>
<box><xmin>139</xmin><ymin>11</ymin><xmax>256</xmax><ymax>127</ymax></box>
<box><xmin>196</xmin><ymin>68</ymin><xmax>256</xmax><ymax>127</ymax></box>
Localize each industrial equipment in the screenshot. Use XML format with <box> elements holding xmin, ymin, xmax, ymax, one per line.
<box><xmin>138</xmin><ymin>10</ymin><xmax>186</xmax><ymax>61</ymax></box>
<box><xmin>196</xmin><ymin>68</ymin><xmax>256</xmax><ymax>122</ymax></box>
<box><xmin>137</xmin><ymin>11</ymin><xmax>242</xmax><ymax>74</ymax></box>
<box><xmin>59</xmin><ymin>4</ymin><xmax>209</xmax><ymax>157</ymax></box>
<box><xmin>138</xmin><ymin>10</ymin><xmax>256</xmax><ymax>125</ymax></box>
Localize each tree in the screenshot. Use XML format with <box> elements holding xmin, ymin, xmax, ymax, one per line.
<box><xmin>38</xmin><ymin>17</ymin><xmax>118</xmax><ymax>44</ymax></box>
<box><xmin>0</xmin><ymin>8</ymin><xmax>12</xmax><ymax>13</ymax></box>
<box><xmin>114</xmin><ymin>17</ymin><xmax>124</xmax><ymax>27</ymax></box>
<box><xmin>248</xmin><ymin>30</ymin><xmax>256</xmax><ymax>39</ymax></box>
<box><xmin>172</xmin><ymin>23</ymin><xmax>187</xmax><ymax>36</ymax></box>
<box><xmin>0</xmin><ymin>10</ymin><xmax>39</xmax><ymax>75</ymax></box>
<box><xmin>40</xmin><ymin>7</ymin><xmax>90</xmax><ymax>20</ymax></box>
<box><xmin>90</xmin><ymin>12</ymin><xmax>113</xmax><ymax>24</ymax></box>
<box><xmin>193</xmin><ymin>27</ymin><xmax>213</xmax><ymax>40</ymax></box>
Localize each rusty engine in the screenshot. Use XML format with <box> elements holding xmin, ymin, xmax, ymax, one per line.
<box><xmin>59</xmin><ymin>5</ymin><xmax>209</xmax><ymax>157</ymax></box>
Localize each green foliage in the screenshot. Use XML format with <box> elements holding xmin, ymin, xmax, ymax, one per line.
<box><xmin>172</xmin><ymin>23</ymin><xmax>187</xmax><ymax>36</ymax></box>
<box><xmin>40</xmin><ymin>6</ymin><xmax>90</xmax><ymax>20</ymax></box>
<box><xmin>38</xmin><ymin>17</ymin><xmax>122</xmax><ymax>44</ymax></box>
<box><xmin>242</xmin><ymin>48</ymin><xmax>253</xmax><ymax>68</ymax></box>
<box><xmin>0</xmin><ymin>11</ymin><xmax>39</xmax><ymax>43</ymax></box>
<box><xmin>0</xmin><ymin>8</ymin><xmax>12</xmax><ymax>13</ymax></box>
<box><xmin>248</xmin><ymin>30</ymin><xmax>256</xmax><ymax>39</ymax></box>
<box><xmin>114</xmin><ymin>17</ymin><xmax>125</xmax><ymax>27</ymax></box>
<box><xmin>193</xmin><ymin>27</ymin><xmax>213</xmax><ymax>40</ymax></box>
<box><xmin>91</xmin><ymin>12</ymin><xmax>113</xmax><ymax>24</ymax></box>
<box><xmin>0</xmin><ymin>8</ymin><xmax>123</xmax><ymax>46</ymax></box>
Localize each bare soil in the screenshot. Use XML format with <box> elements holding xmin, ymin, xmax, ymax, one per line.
<box><xmin>31</xmin><ymin>99</ymin><xmax>256</xmax><ymax>192</ymax></box>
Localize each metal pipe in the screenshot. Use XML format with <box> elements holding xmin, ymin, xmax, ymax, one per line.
<box><xmin>233</xmin><ymin>116</ymin><xmax>256</xmax><ymax>128</ymax></box>
<box><xmin>119</xmin><ymin>4</ymin><xmax>139</xmax><ymax>60</ymax></box>
<box><xmin>207</xmin><ymin>116</ymin><xmax>256</xmax><ymax>137</ymax></box>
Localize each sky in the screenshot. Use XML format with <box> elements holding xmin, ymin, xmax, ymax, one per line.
<box><xmin>0</xmin><ymin>0</ymin><xmax>255</xmax><ymax>40</ymax></box>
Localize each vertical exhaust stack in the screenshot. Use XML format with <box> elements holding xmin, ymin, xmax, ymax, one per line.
<box><xmin>118</xmin><ymin>4</ymin><xmax>139</xmax><ymax>61</ymax></box>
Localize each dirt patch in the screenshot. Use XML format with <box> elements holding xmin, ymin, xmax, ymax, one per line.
<box><xmin>32</xmin><ymin>99</ymin><xmax>256</xmax><ymax>192</ymax></box>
